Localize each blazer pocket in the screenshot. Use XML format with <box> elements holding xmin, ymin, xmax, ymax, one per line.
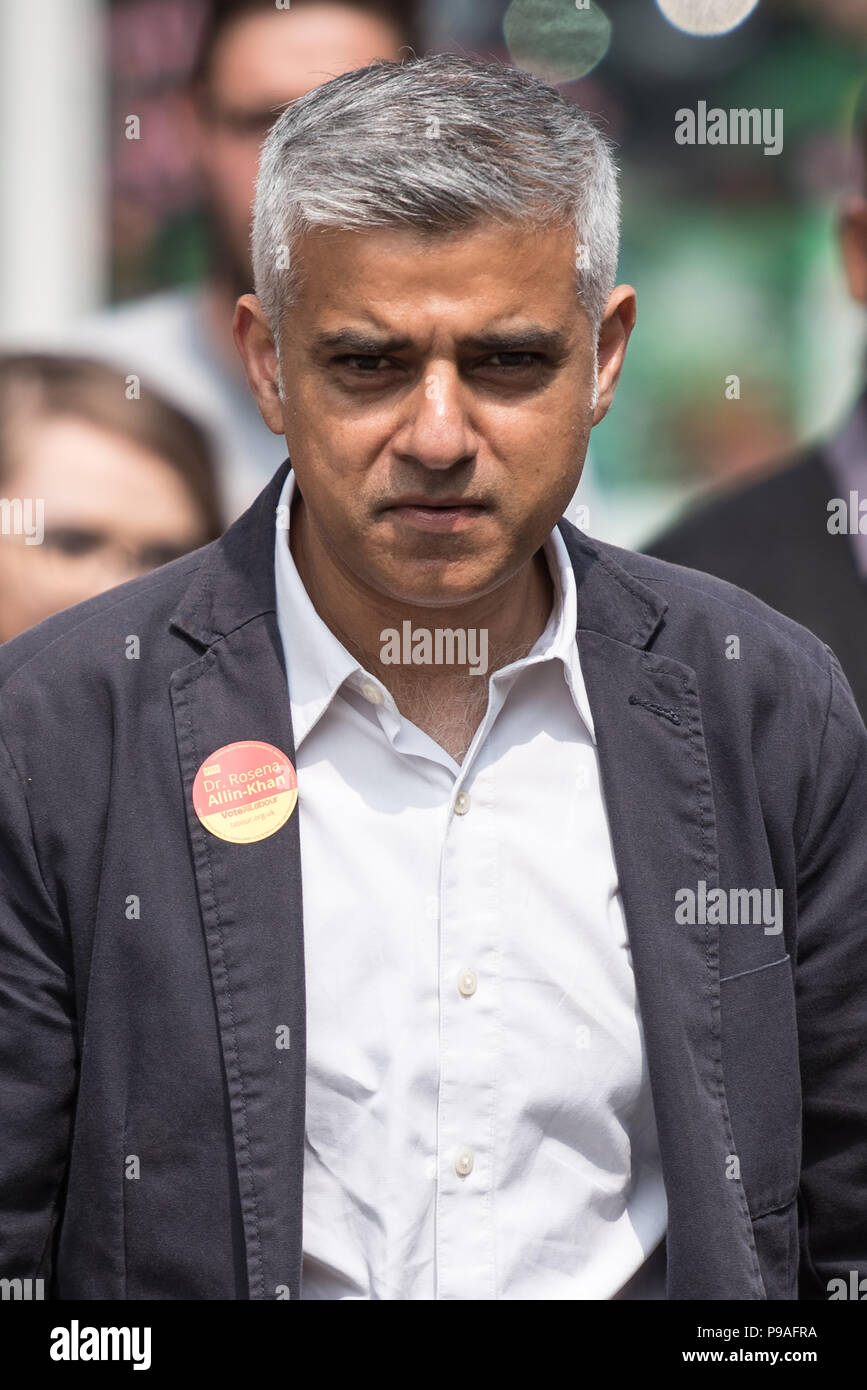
<box><xmin>719</xmin><ymin>955</ymin><xmax>801</xmax><ymax>1219</ymax></box>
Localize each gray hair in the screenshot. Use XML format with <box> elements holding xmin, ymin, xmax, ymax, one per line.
<box><xmin>252</xmin><ymin>54</ymin><xmax>620</xmax><ymax>369</ymax></box>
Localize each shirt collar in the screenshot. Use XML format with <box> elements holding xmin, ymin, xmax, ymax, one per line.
<box><xmin>273</xmin><ymin>471</ymin><xmax>363</xmax><ymax>747</ymax></box>
<box><xmin>511</xmin><ymin>520</ymin><xmax>596</xmax><ymax>741</ymax></box>
<box><xmin>273</xmin><ymin>469</ymin><xmax>596</xmax><ymax>748</ymax></box>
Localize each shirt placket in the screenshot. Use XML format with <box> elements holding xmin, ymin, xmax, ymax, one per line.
<box><xmin>434</xmin><ymin>761</ymin><xmax>500</xmax><ymax>1300</ymax></box>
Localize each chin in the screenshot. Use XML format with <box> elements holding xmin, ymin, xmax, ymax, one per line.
<box><xmin>377</xmin><ymin>569</ymin><xmax>500</xmax><ymax>610</ymax></box>
<box><xmin>361</xmin><ymin>543</ymin><xmax>512</xmax><ymax>607</ymax></box>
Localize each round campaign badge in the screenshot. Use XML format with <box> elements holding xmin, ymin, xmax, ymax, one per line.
<box><xmin>192</xmin><ymin>740</ymin><xmax>297</xmax><ymax>844</ymax></box>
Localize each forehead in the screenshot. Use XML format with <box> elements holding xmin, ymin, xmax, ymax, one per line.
<box><xmin>288</xmin><ymin>220</ymin><xmax>582</xmax><ymax>332</ymax></box>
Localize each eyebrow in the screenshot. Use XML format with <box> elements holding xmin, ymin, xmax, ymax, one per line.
<box><xmin>313</xmin><ymin>325</ymin><xmax>571</xmax><ymax>356</ymax></box>
<box><xmin>315</xmin><ymin>330</ymin><xmax>414</xmax><ymax>354</ymax></box>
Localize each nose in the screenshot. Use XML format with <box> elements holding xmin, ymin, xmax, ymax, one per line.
<box><xmin>394</xmin><ymin>362</ymin><xmax>478</xmax><ymax>471</ymax></box>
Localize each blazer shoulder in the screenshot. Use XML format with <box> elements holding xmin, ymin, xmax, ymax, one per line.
<box><xmin>593</xmin><ymin>533</ymin><xmax>835</xmax><ymax>680</ymax></box>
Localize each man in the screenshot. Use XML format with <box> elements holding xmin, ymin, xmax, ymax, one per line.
<box><xmin>40</xmin><ymin>0</ymin><xmax>420</xmax><ymax>520</ymax></box>
<box><xmin>646</xmin><ymin>102</ymin><xmax>867</xmax><ymax>721</ymax></box>
<box><xmin>1</xmin><ymin>55</ymin><xmax>865</xmax><ymax>1301</ymax></box>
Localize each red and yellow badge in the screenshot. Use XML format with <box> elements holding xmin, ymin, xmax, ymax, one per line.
<box><xmin>192</xmin><ymin>740</ymin><xmax>297</xmax><ymax>844</ymax></box>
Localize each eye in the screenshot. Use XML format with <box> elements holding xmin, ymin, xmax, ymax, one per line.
<box><xmin>42</xmin><ymin>527</ymin><xmax>104</xmax><ymax>557</ymax></box>
<box><xmin>482</xmin><ymin>352</ymin><xmax>544</xmax><ymax>370</ymax></box>
<box><xmin>336</xmin><ymin>354</ymin><xmax>393</xmax><ymax>373</ymax></box>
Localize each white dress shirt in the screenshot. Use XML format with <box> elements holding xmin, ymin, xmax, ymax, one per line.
<box><xmin>273</xmin><ymin>470</ymin><xmax>668</xmax><ymax>1300</ymax></box>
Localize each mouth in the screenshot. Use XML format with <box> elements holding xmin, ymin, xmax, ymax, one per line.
<box><xmin>382</xmin><ymin>497</ymin><xmax>490</xmax><ymax>534</ymax></box>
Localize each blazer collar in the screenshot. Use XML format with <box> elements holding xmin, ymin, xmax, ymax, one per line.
<box><xmin>170</xmin><ymin>457</ymin><xmax>294</xmax><ymax>648</ymax></box>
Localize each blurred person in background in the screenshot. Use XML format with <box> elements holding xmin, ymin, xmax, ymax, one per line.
<box><xmin>53</xmin><ymin>0</ymin><xmax>421</xmax><ymax>522</ymax></box>
<box><xmin>0</xmin><ymin>353</ymin><xmax>222</xmax><ymax>643</ymax></box>
<box><xmin>646</xmin><ymin>96</ymin><xmax>867</xmax><ymax>722</ymax></box>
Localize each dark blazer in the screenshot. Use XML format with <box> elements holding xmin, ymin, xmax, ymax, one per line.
<box><xmin>1</xmin><ymin>458</ymin><xmax>865</xmax><ymax>1301</ymax></box>
<box><xmin>646</xmin><ymin>445</ymin><xmax>867</xmax><ymax>721</ymax></box>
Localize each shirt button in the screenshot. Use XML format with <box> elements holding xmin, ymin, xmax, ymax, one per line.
<box><xmin>455</xmin><ymin>1149</ymin><xmax>474</xmax><ymax>1177</ymax></box>
<box><xmin>361</xmin><ymin>681</ymin><xmax>383</xmax><ymax>705</ymax></box>
<box><xmin>453</xmin><ymin>790</ymin><xmax>471</xmax><ymax>816</ymax></box>
<box><xmin>458</xmin><ymin>968</ymin><xmax>477</xmax><ymax>997</ymax></box>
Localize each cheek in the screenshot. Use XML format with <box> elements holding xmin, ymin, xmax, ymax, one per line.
<box><xmin>288</xmin><ymin>402</ymin><xmax>381</xmax><ymax>482</ymax></box>
<box><xmin>490</xmin><ymin>382</ymin><xmax>588</xmax><ymax>450</ymax></box>
<box><xmin>291</xmin><ymin>459</ymin><xmax>362</xmax><ymax>536</ymax></box>
<box><xmin>502</xmin><ymin>425</ymin><xmax>587</xmax><ymax>532</ymax></box>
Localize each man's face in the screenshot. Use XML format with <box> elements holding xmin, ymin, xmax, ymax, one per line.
<box><xmin>237</xmin><ymin>219</ymin><xmax>635</xmax><ymax>609</ymax></box>
<box><xmin>196</xmin><ymin>3</ymin><xmax>406</xmax><ymax>291</ymax></box>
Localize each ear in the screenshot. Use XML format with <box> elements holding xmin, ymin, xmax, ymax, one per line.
<box><xmin>840</xmin><ymin>197</ymin><xmax>867</xmax><ymax>306</ymax></box>
<box><xmin>593</xmin><ymin>285</ymin><xmax>637</xmax><ymax>426</ymax></box>
<box><xmin>232</xmin><ymin>294</ymin><xmax>285</xmax><ymax>434</ymax></box>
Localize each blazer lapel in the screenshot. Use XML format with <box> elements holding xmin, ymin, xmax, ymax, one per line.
<box><xmin>169</xmin><ymin>459</ymin><xmax>307</xmax><ymax>1300</ymax></box>
<box><xmin>560</xmin><ymin>522</ymin><xmax>765</xmax><ymax>1299</ymax></box>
